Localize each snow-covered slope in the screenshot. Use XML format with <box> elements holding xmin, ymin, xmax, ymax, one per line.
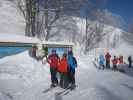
<box><xmin>0</xmin><ymin>0</ymin><xmax>25</xmax><ymax>35</ymax></box>
<box><xmin>0</xmin><ymin>51</ymin><xmax>133</xmax><ymax>100</ymax></box>
<box><xmin>0</xmin><ymin>0</ymin><xmax>124</xmax><ymax>49</ymax></box>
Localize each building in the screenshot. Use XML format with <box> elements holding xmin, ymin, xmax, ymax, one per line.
<box><xmin>0</xmin><ymin>34</ymin><xmax>74</xmax><ymax>59</ymax></box>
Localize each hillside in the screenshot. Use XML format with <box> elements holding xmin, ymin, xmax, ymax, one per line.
<box><xmin>0</xmin><ymin>0</ymin><xmax>25</xmax><ymax>35</ymax></box>
<box><xmin>0</xmin><ymin>0</ymin><xmax>133</xmax><ymax>56</ymax></box>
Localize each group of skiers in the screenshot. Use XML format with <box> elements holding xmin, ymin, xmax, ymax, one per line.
<box><xmin>47</xmin><ymin>49</ymin><xmax>77</xmax><ymax>90</ymax></box>
<box><xmin>99</xmin><ymin>52</ymin><xmax>132</xmax><ymax>70</ymax></box>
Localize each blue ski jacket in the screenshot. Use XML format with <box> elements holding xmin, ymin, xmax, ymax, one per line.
<box><xmin>67</xmin><ymin>54</ymin><xmax>77</xmax><ymax>70</ymax></box>
<box><xmin>99</xmin><ymin>54</ymin><xmax>105</xmax><ymax>65</ymax></box>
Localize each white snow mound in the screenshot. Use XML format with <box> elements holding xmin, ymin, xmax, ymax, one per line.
<box><xmin>0</xmin><ymin>51</ymin><xmax>49</xmax><ymax>86</ymax></box>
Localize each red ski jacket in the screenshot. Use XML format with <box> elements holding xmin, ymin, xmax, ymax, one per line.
<box><xmin>112</xmin><ymin>59</ymin><xmax>118</xmax><ymax>65</ymax></box>
<box><xmin>48</xmin><ymin>54</ymin><xmax>59</xmax><ymax>68</ymax></box>
<box><xmin>105</xmin><ymin>53</ymin><xmax>111</xmax><ymax>61</ymax></box>
<box><xmin>58</xmin><ymin>57</ymin><xmax>68</xmax><ymax>73</ymax></box>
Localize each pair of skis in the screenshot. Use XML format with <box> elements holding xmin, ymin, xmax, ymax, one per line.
<box><xmin>56</xmin><ymin>86</ymin><xmax>75</xmax><ymax>96</ymax></box>
<box><xmin>43</xmin><ymin>85</ymin><xmax>77</xmax><ymax>95</ymax></box>
<box><xmin>43</xmin><ymin>86</ymin><xmax>57</xmax><ymax>93</ymax></box>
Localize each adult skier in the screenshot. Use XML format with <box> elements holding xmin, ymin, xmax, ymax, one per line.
<box><xmin>99</xmin><ymin>54</ymin><xmax>105</xmax><ymax>70</ymax></box>
<box><xmin>105</xmin><ymin>52</ymin><xmax>111</xmax><ymax>69</ymax></box>
<box><xmin>118</xmin><ymin>55</ymin><xmax>124</xmax><ymax>68</ymax></box>
<box><xmin>67</xmin><ymin>51</ymin><xmax>77</xmax><ymax>90</ymax></box>
<box><xmin>47</xmin><ymin>49</ymin><xmax>59</xmax><ymax>87</ymax></box>
<box><xmin>112</xmin><ymin>56</ymin><xmax>118</xmax><ymax>71</ymax></box>
<box><xmin>128</xmin><ymin>56</ymin><xmax>132</xmax><ymax>68</ymax></box>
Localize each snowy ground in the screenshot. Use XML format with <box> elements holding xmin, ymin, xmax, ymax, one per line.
<box><xmin>0</xmin><ymin>51</ymin><xmax>133</xmax><ymax>100</ymax></box>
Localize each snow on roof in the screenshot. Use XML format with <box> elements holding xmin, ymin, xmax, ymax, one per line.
<box><xmin>0</xmin><ymin>33</ymin><xmax>74</xmax><ymax>47</ymax></box>
<box><xmin>0</xmin><ymin>33</ymin><xmax>40</xmax><ymax>44</ymax></box>
<box><xmin>41</xmin><ymin>41</ymin><xmax>74</xmax><ymax>47</ymax></box>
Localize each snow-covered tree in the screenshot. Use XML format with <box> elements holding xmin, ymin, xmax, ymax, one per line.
<box><xmin>13</xmin><ymin>0</ymin><xmax>37</xmax><ymax>37</ymax></box>
<box><xmin>122</xmin><ymin>19</ymin><xmax>133</xmax><ymax>45</ymax></box>
<box><xmin>84</xmin><ymin>20</ymin><xmax>105</xmax><ymax>52</ymax></box>
<box><xmin>83</xmin><ymin>7</ymin><xmax>124</xmax><ymax>52</ymax></box>
<box><xmin>13</xmin><ymin>0</ymin><xmax>87</xmax><ymax>40</ymax></box>
<box><xmin>91</xmin><ymin>9</ymin><xmax>124</xmax><ymax>28</ymax></box>
<box><xmin>128</xmin><ymin>19</ymin><xmax>133</xmax><ymax>34</ymax></box>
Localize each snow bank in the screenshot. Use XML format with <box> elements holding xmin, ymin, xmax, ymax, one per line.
<box><xmin>0</xmin><ymin>51</ymin><xmax>49</xmax><ymax>86</ymax></box>
<box><xmin>0</xmin><ymin>51</ymin><xmax>51</xmax><ymax>100</ymax></box>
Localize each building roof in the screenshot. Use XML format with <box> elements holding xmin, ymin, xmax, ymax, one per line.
<box><xmin>41</xmin><ymin>41</ymin><xmax>74</xmax><ymax>47</ymax></box>
<box><xmin>0</xmin><ymin>33</ymin><xmax>74</xmax><ymax>47</ymax></box>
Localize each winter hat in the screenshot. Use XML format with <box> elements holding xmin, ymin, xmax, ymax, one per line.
<box><xmin>63</xmin><ymin>53</ymin><xmax>67</xmax><ymax>57</ymax></box>
<box><xmin>52</xmin><ymin>49</ymin><xmax>56</xmax><ymax>53</ymax></box>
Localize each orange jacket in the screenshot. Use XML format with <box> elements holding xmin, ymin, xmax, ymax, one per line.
<box><xmin>58</xmin><ymin>57</ymin><xmax>68</xmax><ymax>73</ymax></box>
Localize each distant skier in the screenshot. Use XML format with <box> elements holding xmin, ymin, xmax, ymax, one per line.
<box><xmin>47</xmin><ymin>49</ymin><xmax>59</xmax><ymax>87</ymax></box>
<box><xmin>99</xmin><ymin>54</ymin><xmax>105</xmax><ymax>70</ymax></box>
<box><xmin>112</xmin><ymin>56</ymin><xmax>118</xmax><ymax>71</ymax></box>
<box><xmin>58</xmin><ymin>53</ymin><xmax>68</xmax><ymax>88</ymax></box>
<box><xmin>105</xmin><ymin>52</ymin><xmax>111</xmax><ymax>69</ymax></box>
<box><xmin>118</xmin><ymin>55</ymin><xmax>124</xmax><ymax>68</ymax></box>
<box><xmin>67</xmin><ymin>51</ymin><xmax>77</xmax><ymax>89</ymax></box>
<box><xmin>128</xmin><ymin>56</ymin><xmax>132</xmax><ymax>68</ymax></box>
<box><xmin>119</xmin><ymin>56</ymin><xmax>124</xmax><ymax>64</ymax></box>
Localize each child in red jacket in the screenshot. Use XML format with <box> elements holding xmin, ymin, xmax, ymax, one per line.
<box><xmin>112</xmin><ymin>56</ymin><xmax>118</xmax><ymax>71</ymax></box>
<box><xmin>58</xmin><ymin>53</ymin><xmax>68</xmax><ymax>88</ymax></box>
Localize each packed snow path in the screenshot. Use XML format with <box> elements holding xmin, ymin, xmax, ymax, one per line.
<box><xmin>0</xmin><ymin>54</ymin><xmax>133</xmax><ymax>100</ymax></box>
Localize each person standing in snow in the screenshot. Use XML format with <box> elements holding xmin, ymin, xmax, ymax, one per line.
<box><xmin>47</xmin><ymin>49</ymin><xmax>60</xmax><ymax>87</ymax></box>
<box><xmin>67</xmin><ymin>51</ymin><xmax>77</xmax><ymax>89</ymax></box>
<box><xmin>112</xmin><ymin>56</ymin><xmax>118</xmax><ymax>71</ymax></box>
<box><xmin>118</xmin><ymin>55</ymin><xmax>124</xmax><ymax>68</ymax></box>
<box><xmin>105</xmin><ymin>52</ymin><xmax>111</xmax><ymax>69</ymax></box>
<box><xmin>99</xmin><ymin>54</ymin><xmax>105</xmax><ymax>70</ymax></box>
<box><xmin>128</xmin><ymin>56</ymin><xmax>132</xmax><ymax>68</ymax></box>
<box><xmin>58</xmin><ymin>53</ymin><xmax>68</xmax><ymax>88</ymax></box>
